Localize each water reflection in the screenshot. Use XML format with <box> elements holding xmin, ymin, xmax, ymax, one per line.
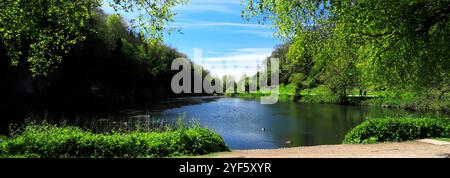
<box><xmin>151</xmin><ymin>98</ymin><xmax>445</xmax><ymax>149</ymax></box>
<box><xmin>3</xmin><ymin>97</ymin><xmax>447</xmax><ymax>149</ymax></box>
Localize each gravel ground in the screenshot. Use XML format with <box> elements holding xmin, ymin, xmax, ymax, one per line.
<box><xmin>214</xmin><ymin>140</ymin><xmax>450</xmax><ymax>158</ymax></box>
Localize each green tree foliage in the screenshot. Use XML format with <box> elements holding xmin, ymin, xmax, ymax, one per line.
<box><xmin>106</xmin><ymin>0</ymin><xmax>187</xmax><ymax>42</ymax></box>
<box><xmin>266</xmin><ymin>43</ymin><xmax>291</xmax><ymax>85</ymax></box>
<box><xmin>340</xmin><ymin>0</ymin><xmax>450</xmax><ymax>90</ymax></box>
<box><xmin>0</xmin><ymin>0</ymin><xmax>96</xmax><ymax>76</ymax></box>
<box><xmin>242</xmin><ymin>0</ymin><xmax>450</xmax><ymax>93</ymax></box>
<box><xmin>0</xmin><ymin>9</ymin><xmax>209</xmax><ymax>119</ymax></box>
<box><xmin>48</xmin><ymin>11</ymin><xmax>193</xmax><ymax>107</ymax></box>
<box><xmin>0</xmin><ymin>0</ymin><xmax>186</xmax><ymax>76</ymax></box>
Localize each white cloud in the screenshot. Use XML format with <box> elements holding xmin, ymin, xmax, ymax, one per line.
<box><xmin>197</xmin><ymin>48</ymin><xmax>274</xmax><ymax>79</ymax></box>
<box><xmin>232</xmin><ymin>48</ymin><xmax>275</xmax><ymax>53</ymax></box>
<box><xmin>174</xmin><ymin>0</ymin><xmax>242</xmax><ymax>14</ymax></box>
<box><xmin>172</xmin><ymin>19</ymin><xmax>275</xmax><ymax>38</ymax></box>
<box><xmin>222</xmin><ymin>29</ymin><xmax>275</xmax><ymax>38</ymax></box>
<box><xmin>172</xmin><ymin>20</ymin><xmax>274</xmax><ymax>38</ymax></box>
<box><xmin>174</xmin><ymin>20</ymin><xmax>269</xmax><ymax>29</ymax></box>
<box><xmin>190</xmin><ymin>0</ymin><xmax>242</xmax><ymax>5</ymax></box>
<box><xmin>178</xmin><ymin>22</ymin><xmax>263</xmax><ymax>28</ymax></box>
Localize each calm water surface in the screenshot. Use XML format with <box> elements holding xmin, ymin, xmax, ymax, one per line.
<box><xmin>13</xmin><ymin>97</ymin><xmax>446</xmax><ymax>149</ymax></box>
<box><xmin>144</xmin><ymin>97</ymin><xmax>440</xmax><ymax>149</ymax></box>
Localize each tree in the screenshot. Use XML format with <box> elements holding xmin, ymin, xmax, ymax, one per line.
<box><xmin>242</xmin><ymin>0</ymin><xmax>450</xmax><ymax>91</ymax></box>
<box><xmin>339</xmin><ymin>0</ymin><xmax>450</xmax><ymax>90</ymax></box>
<box><xmin>0</xmin><ymin>0</ymin><xmax>186</xmax><ymax>76</ymax></box>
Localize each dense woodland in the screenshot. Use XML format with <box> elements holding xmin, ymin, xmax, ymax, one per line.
<box><xmin>0</xmin><ymin>1</ymin><xmax>206</xmax><ymax>130</ymax></box>
<box><xmin>239</xmin><ymin>0</ymin><xmax>450</xmax><ymax>110</ymax></box>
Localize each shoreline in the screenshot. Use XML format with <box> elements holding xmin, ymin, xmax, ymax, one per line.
<box><xmin>212</xmin><ymin>140</ymin><xmax>450</xmax><ymax>158</ymax></box>
<box><xmin>225</xmin><ymin>94</ymin><xmax>450</xmax><ymax>113</ymax></box>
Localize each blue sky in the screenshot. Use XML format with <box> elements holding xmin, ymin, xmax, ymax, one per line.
<box><xmin>102</xmin><ymin>0</ymin><xmax>281</xmax><ymax>79</ymax></box>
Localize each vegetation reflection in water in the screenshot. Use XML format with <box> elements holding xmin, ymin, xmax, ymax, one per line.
<box><xmin>27</xmin><ymin>97</ymin><xmax>446</xmax><ymax>150</ymax></box>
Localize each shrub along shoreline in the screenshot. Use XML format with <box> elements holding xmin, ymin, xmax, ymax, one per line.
<box><xmin>228</xmin><ymin>85</ymin><xmax>450</xmax><ymax>112</ymax></box>
<box><xmin>230</xmin><ymin>94</ymin><xmax>449</xmax><ymax>112</ymax></box>
<box><xmin>343</xmin><ymin>118</ymin><xmax>450</xmax><ymax>144</ymax></box>
<box><xmin>1</xmin><ymin>118</ymin><xmax>449</xmax><ymax>158</ymax></box>
<box><xmin>0</xmin><ymin>123</ymin><xmax>229</xmax><ymax>158</ymax></box>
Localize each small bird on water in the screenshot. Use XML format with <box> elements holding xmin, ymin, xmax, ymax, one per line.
<box><xmin>261</xmin><ymin>127</ymin><xmax>266</xmax><ymax>131</ymax></box>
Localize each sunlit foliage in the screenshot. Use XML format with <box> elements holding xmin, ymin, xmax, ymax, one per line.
<box><xmin>243</xmin><ymin>0</ymin><xmax>450</xmax><ymax>92</ymax></box>
<box><xmin>0</xmin><ymin>0</ymin><xmax>186</xmax><ymax>76</ymax></box>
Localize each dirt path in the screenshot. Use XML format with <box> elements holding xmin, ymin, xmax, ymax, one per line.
<box><xmin>214</xmin><ymin>140</ymin><xmax>450</xmax><ymax>158</ymax></box>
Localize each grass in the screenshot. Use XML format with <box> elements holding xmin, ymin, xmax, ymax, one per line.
<box><xmin>434</xmin><ymin>138</ymin><xmax>450</xmax><ymax>142</ymax></box>
<box><xmin>172</xmin><ymin>152</ymin><xmax>222</xmax><ymax>158</ymax></box>
<box><xmin>0</xmin><ymin>119</ymin><xmax>230</xmax><ymax>158</ymax></box>
<box><xmin>347</xmin><ymin>89</ymin><xmax>387</xmax><ymax>97</ymax></box>
<box><xmin>225</xmin><ymin>84</ymin><xmax>296</xmax><ymax>102</ymax></box>
<box><xmin>361</xmin><ymin>93</ymin><xmax>449</xmax><ymax>111</ymax></box>
<box><xmin>343</xmin><ymin>118</ymin><xmax>450</xmax><ymax>144</ymax></box>
<box><xmin>298</xmin><ymin>87</ymin><xmax>450</xmax><ymax>111</ymax></box>
<box><xmin>0</xmin><ymin>135</ymin><xmax>6</xmax><ymax>141</ymax></box>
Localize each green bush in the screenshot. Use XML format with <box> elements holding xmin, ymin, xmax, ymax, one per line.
<box><xmin>343</xmin><ymin>118</ymin><xmax>450</xmax><ymax>144</ymax></box>
<box><xmin>361</xmin><ymin>90</ymin><xmax>450</xmax><ymax>111</ymax></box>
<box><xmin>299</xmin><ymin>86</ymin><xmax>341</xmax><ymax>103</ymax></box>
<box><xmin>0</xmin><ymin>142</ymin><xmax>4</xmax><ymax>156</ymax></box>
<box><xmin>299</xmin><ymin>94</ymin><xmax>341</xmax><ymax>104</ymax></box>
<box><xmin>0</xmin><ymin>124</ymin><xmax>229</xmax><ymax>158</ymax></box>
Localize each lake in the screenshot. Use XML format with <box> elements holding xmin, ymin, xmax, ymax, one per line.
<box><xmin>8</xmin><ymin>96</ymin><xmax>445</xmax><ymax>150</ymax></box>
<box><xmin>126</xmin><ymin>97</ymin><xmax>440</xmax><ymax>149</ymax></box>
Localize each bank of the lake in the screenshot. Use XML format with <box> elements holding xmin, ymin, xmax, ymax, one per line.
<box><xmin>213</xmin><ymin>140</ymin><xmax>450</xmax><ymax>158</ymax></box>
<box><xmin>211</xmin><ymin>117</ymin><xmax>450</xmax><ymax>158</ymax></box>
<box><xmin>228</xmin><ymin>94</ymin><xmax>450</xmax><ymax>112</ymax></box>
<box><xmin>228</xmin><ymin>85</ymin><xmax>450</xmax><ymax>112</ymax></box>
<box><xmin>212</xmin><ymin>108</ymin><xmax>450</xmax><ymax>158</ymax></box>
<box><xmin>0</xmin><ymin>123</ymin><xmax>229</xmax><ymax>158</ymax></box>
